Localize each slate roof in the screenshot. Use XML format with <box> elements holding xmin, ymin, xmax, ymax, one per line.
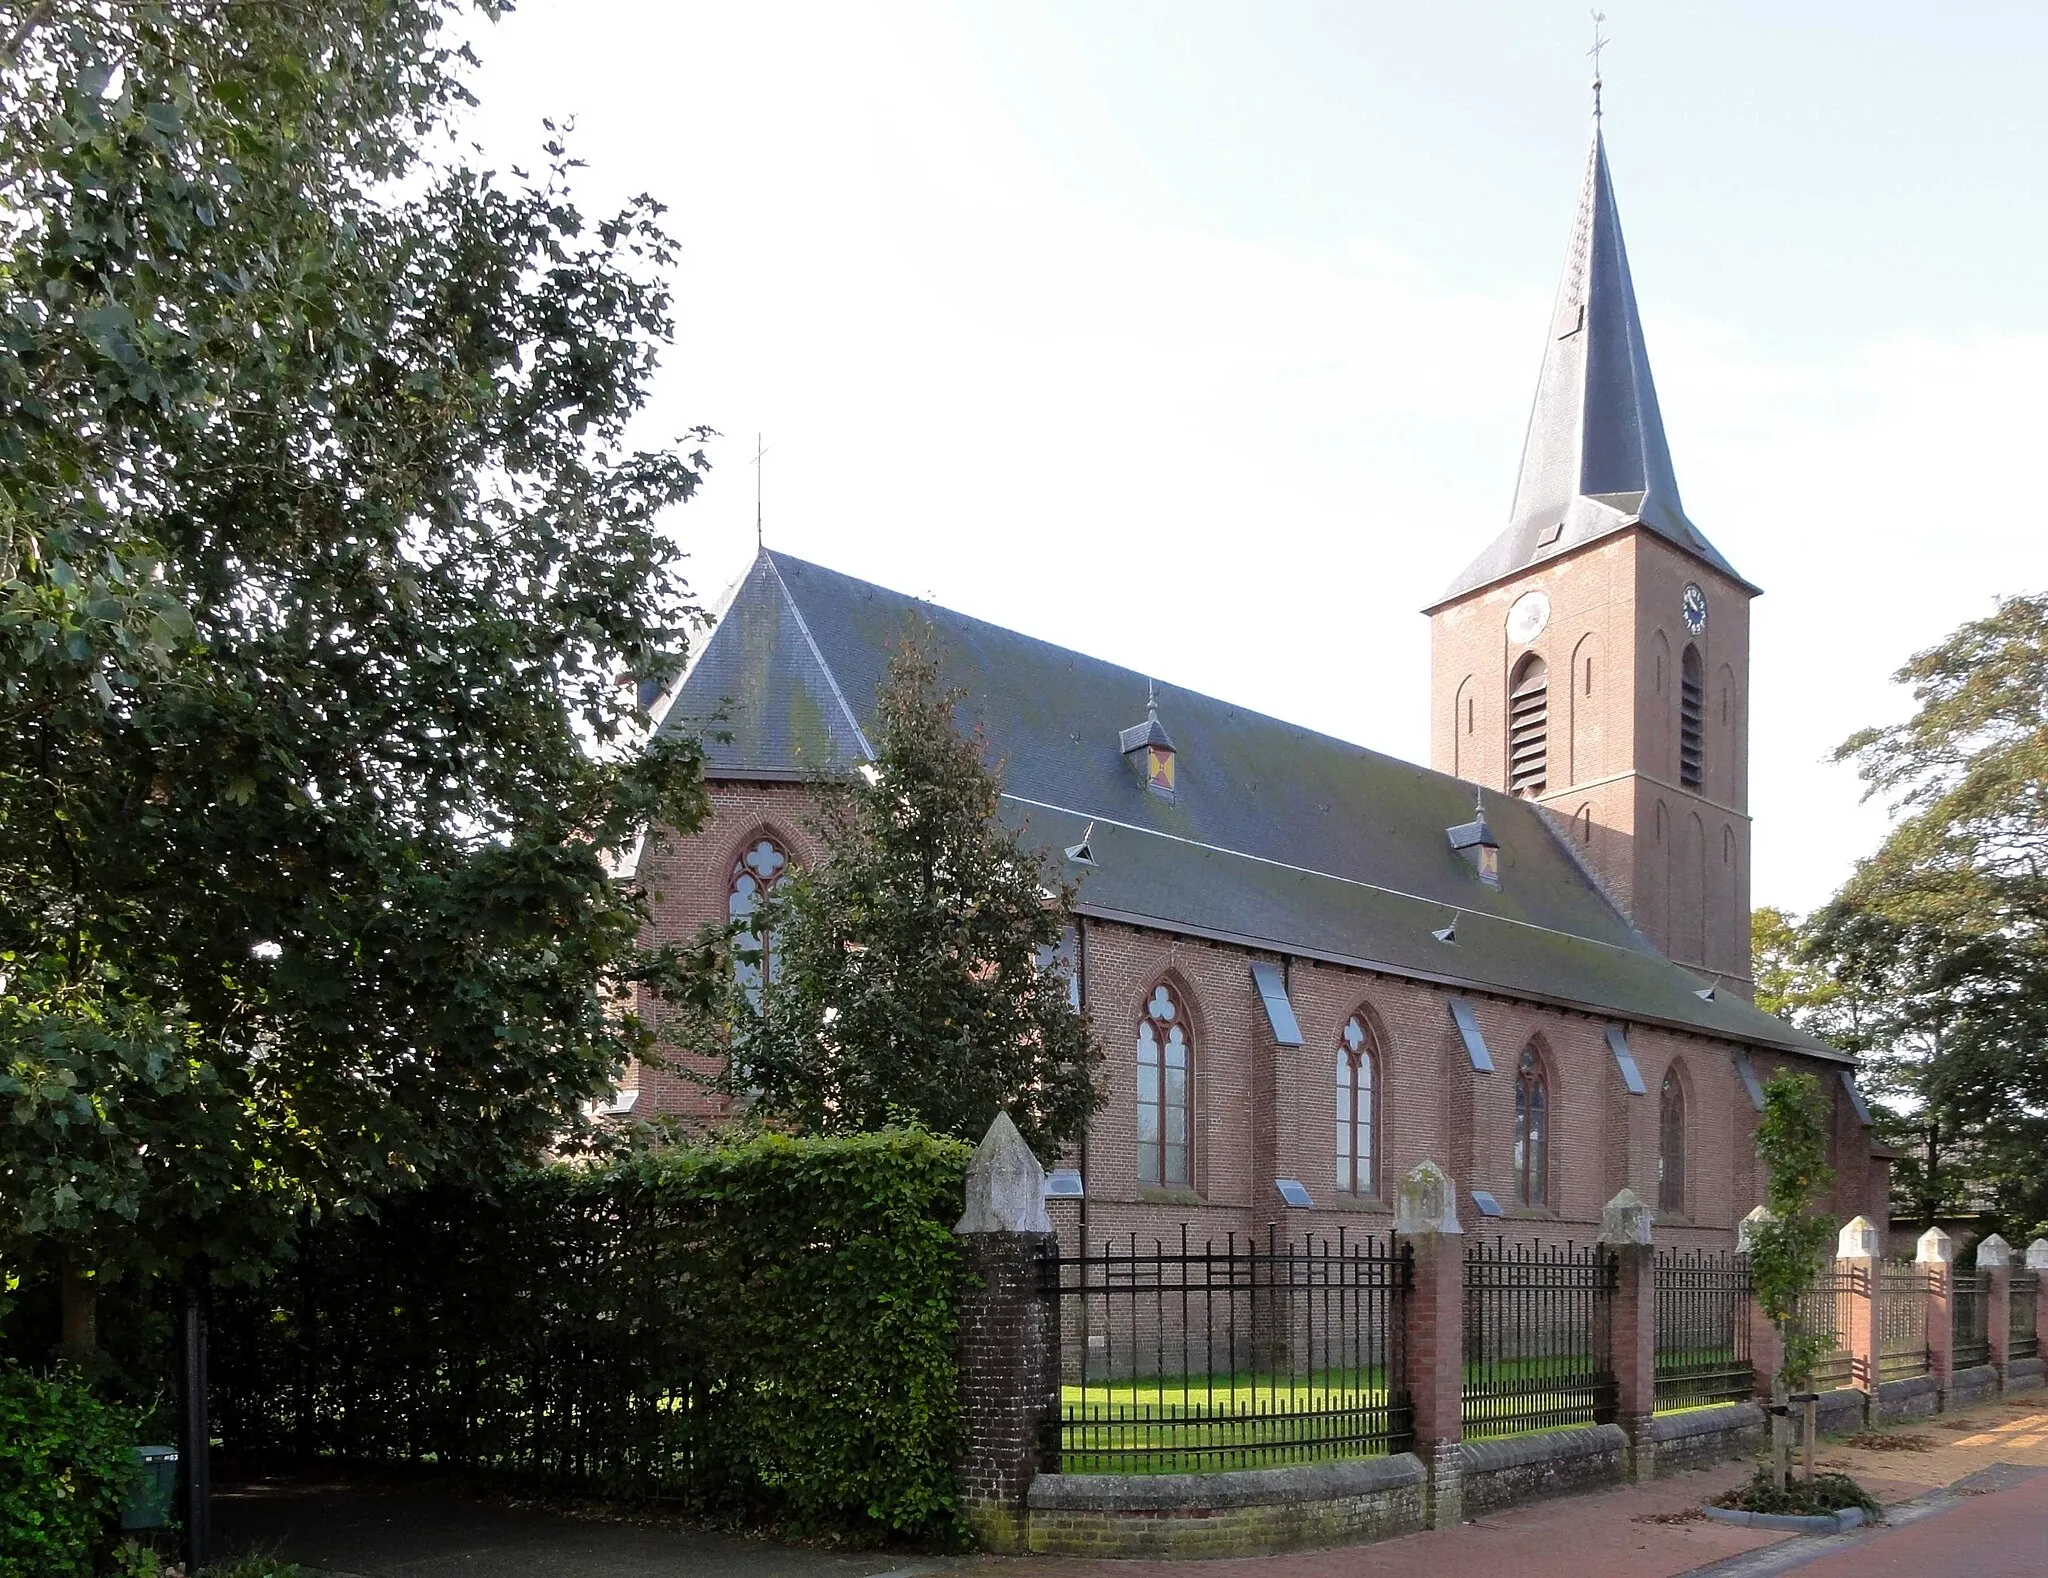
<box><xmin>656</xmin><ymin>548</ymin><xmax>1841</xmax><ymax>1062</ymax></box>
<box><xmin>1434</xmin><ymin>117</ymin><xmax>1756</xmax><ymax>608</ymax></box>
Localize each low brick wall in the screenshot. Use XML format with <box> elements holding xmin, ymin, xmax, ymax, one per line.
<box><xmin>1025</xmin><ymin>1455</ymin><xmax>1427</xmax><ymax>1558</ymax></box>
<box><xmin>1873</xmin><ymin>1375</ymin><xmax>1939</xmax><ymax>1423</ymax></box>
<box><xmin>1949</xmin><ymin>1364</ymin><xmax>1999</xmax><ymax>1411</ymax></box>
<box><xmin>1650</xmin><ymin>1402</ymin><xmax>1765</xmax><ymax>1475</ymax></box>
<box><xmin>1458</xmin><ymin>1424</ymin><xmax>1628</xmax><ymax>1517</ymax></box>
<box><xmin>2005</xmin><ymin>1357</ymin><xmax>2044</xmax><ymax>1393</ymax></box>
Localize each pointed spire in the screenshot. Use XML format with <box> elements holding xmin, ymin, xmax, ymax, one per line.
<box><xmin>1434</xmin><ymin>107</ymin><xmax>1755</xmax><ymax>607</ymax></box>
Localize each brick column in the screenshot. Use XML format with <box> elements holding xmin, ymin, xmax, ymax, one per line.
<box><xmin>1978</xmin><ymin>1235</ymin><xmax>2014</xmax><ymax>1389</ymax></box>
<box><xmin>1600</xmin><ymin>1190</ymin><xmax>1657</xmax><ymax>1481</ymax></box>
<box><xmin>1918</xmin><ymin>1226</ymin><xmax>1955</xmax><ymax>1405</ymax></box>
<box><xmin>955</xmin><ymin>1113</ymin><xmax>1060</xmax><ymax>1553</ymax></box>
<box><xmin>1837</xmin><ymin>1217</ymin><xmax>1880</xmax><ymax>1395</ymax></box>
<box><xmin>1394</xmin><ymin>1160</ymin><xmax>1464</xmax><ymax>1531</ymax></box>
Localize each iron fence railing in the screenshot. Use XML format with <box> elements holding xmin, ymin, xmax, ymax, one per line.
<box><xmin>2013</xmin><ymin>1271</ymin><xmax>2039</xmax><ymax>1363</ymax></box>
<box><xmin>1878</xmin><ymin>1261</ymin><xmax>1930</xmax><ymax>1382</ymax></box>
<box><xmin>1462</xmin><ymin>1239</ymin><xmax>1616</xmax><ymax>1438</ymax></box>
<box><xmin>1788</xmin><ymin>1266</ymin><xmax>1858</xmax><ymax>1391</ymax></box>
<box><xmin>1952</xmin><ymin>1269</ymin><xmax>1992</xmax><ymax>1371</ymax></box>
<box><xmin>1653</xmin><ymin>1249</ymin><xmax>1753</xmax><ymax>1409</ymax></box>
<box><xmin>1046</xmin><ymin>1225</ymin><xmax>1411</xmax><ymax>1474</ymax></box>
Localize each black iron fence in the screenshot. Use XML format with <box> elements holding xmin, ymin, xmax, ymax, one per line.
<box><xmin>2013</xmin><ymin>1272</ymin><xmax>2039</xmax><ymax>1362</ymax></box>
<box><xmin>1788</xmin><ymin>1266</ymin><xmax>1857</xmax><ymax>1391</ymax></box>
<box><xmin>1877</xmin><ymin>1261</ymin><xmax>1930</xmax><ymax>1381</ymax></box>
<box><xmin>1653</xmin><ymin>1249</ymin><xmax>1753</xmax><ymax>1409</ymax></box>
<box><xmin>1952</xmin><ymin>1269</ymin><xmax>1992</xmax><ymax>1370</ymax></box>
<box><xmin>1046</xmin><ymin>1226</ymin><xmax>1412</xmax><ymax>1474</ymax></box>
<box><xmin>1463</xmin><ymin>1239</ymin><xmax>1615</xmax><ymax>1438</ymax></box>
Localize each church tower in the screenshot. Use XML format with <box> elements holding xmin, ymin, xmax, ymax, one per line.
<box><xmin>1427</xmin><ymin>99</ymin><xmax>1759</xmax><ymax>992</ymax></box>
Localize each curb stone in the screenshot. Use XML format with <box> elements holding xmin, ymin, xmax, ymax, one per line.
<box><xmin>1699</xmin><ymin>1504</ymin><xmax>1864</xmax><ymax>1534</ymax></box>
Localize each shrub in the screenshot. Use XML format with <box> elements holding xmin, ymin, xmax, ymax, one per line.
<box><xmin>210</xmin><ymin>1127</ymin><xmax>972</xmax><ymax>1541</ymax></box>
<box><xmin>0</xmin><ymin>1365</ymin><xmax>142</xmax><ymax>1578</ymax></box>
<box><xmin>1713</xmin><ymin>1467</ymin><xmax>1882</xmax><ymax>1520</ymax></box>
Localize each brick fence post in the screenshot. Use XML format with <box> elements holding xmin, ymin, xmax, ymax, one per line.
<box><xmin>1739</xmin><ymin>1207</ymin><xmax>1783</xmax><ymax>1402</ymax></box>
<box><xmin>1918</xmin><ymin>1226</ymin><xmax>1955</xmax><ymax>1407</ymax></box>
<box><xmin>2031</xmin><ymin>1240</ymin><xmax>2048</xmax><ymax>1356</ymax></box>
<box><xmin>1600</xmin><ymin>1189</ymin><xmax>1657</xmax><ymax>1481</ymax></box>
<box><xmin>1977</xmin><ymin>1234</ymin><xmax>2013</xmax><ymax>1390</ymax></box>
<box><xmin>1837</xmin><ymin>1216</ymin><xmax>1879</xmax><ymax>1396</ymax></box>
<box><xmin>1394</xmin><ymin>1160</ymin><xmax>1464</xmax><ymax>1531</ymax></box>
<box><xmin>954</xmin><ymin>1112</ymin><xmax>1059</xmax><ymax>1553</ymax></box>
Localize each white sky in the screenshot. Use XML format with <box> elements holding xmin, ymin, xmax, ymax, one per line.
<box><xmin>464</xmin><ymin>1</ymin><xmax>2047</xmax><ymax>918</ymax></box>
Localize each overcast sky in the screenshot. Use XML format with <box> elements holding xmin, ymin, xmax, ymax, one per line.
<box><xmin>463</xmin><ymin>1</ymin><xmax>2047</xmax><ymax>918</ymax></box>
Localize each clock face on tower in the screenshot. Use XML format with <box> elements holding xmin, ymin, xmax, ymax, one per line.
<box><xmin>1682</xmin><ymin>583</ymin><xmax>1707</xmax><ymax>636</ymax></box>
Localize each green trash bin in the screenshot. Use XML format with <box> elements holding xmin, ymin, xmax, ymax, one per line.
<box><xmin>121</xmin><ymin>1445</ymin><xmax>178</xmax><ymax>1531</ymax></box>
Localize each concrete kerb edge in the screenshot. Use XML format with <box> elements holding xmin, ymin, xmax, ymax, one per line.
<box><xmin>1699</xmin><ymin>1503</ymin><xmax>1865</xmax><ymax>1534</ymax></box>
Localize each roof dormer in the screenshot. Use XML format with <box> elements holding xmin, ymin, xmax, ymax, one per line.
<box><xmin>1120</xmin><ymin>686</ymin><xmax>1176</xmax><ymax>797</ymax></box>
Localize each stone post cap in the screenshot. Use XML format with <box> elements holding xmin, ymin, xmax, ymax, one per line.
<box><xmin>1737</xmin><ymin>1205</ymin><xmax>1774</xmax><ymax>1251</ymax></box>
<box><xmin>955</xmin><ymin>1110</ymin><xmax>1052</xmax><ymax>1235</ymax></box>
<box><xmin>1393</xmin><ymin>1160</ymin><xmax>1463</xmax><ymax>1236</ymax></box>
<box><xmin>1975</xmin><ymin>1233</ymin><xmax>2013</xmax><ymax>1269</ymax></box>
<box><xmin>1600</xmin><ymin>1188</ymin><xmax>1654</xmax><ymax>1246</ymax></box>
<box><xmin>1836</xmin><ymin>1216</ymin><xmax>1879</xmax><ymax>1259</ymax></box>
<box><xmin>1916</xmin><ymin>1225</ymin><xmax>1954</xmax><ymax>1265</ymax></box>
<box><xmin>2028</xmin><ymin>1238</ymin><xmax>2048</xmax><ymax>1272</ymax></box>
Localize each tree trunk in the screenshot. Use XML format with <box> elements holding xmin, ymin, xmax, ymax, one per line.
<box><xmin>1771</xmin><ymin>1321</ymin><xmax>1791</xmax><ymax>1492</ymax></box>
<box><xmin>58</xmin><ymin>1260</ymin><xmax>98</xmax><ymax>1364</ymax></box>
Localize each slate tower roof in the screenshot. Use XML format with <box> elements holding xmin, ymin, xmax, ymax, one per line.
<box><xmin>1434</xmin><ymin>109</ymin><xmax>1755</xmax><ymax>607</ymax></box>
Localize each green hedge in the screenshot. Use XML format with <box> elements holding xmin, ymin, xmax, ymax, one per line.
<box><xmin>211</xmin><ymin>1128</ymin><xmax>971</xmax><ymax>1539</ymax></box>
<box><xmin>0</xmin><ymin>1366</ymin><xmax>144</xmax><ymax>1578</ymax></box>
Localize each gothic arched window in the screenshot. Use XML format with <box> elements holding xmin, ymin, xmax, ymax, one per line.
<box><xmin>1513</xmin><ymin>1043</ymin><xmax>1550</xmax><ymax>1207</ymax></box>
<box><xmin>1508</xmin><ymin>654</ymin><xmax>1549</xmax><ymax>796</ymax></box>
<box><xmin>1336</xmin><ymin>1013</ymin><xmax>1378</xmax><ymax>1196</ymax></box>
<box><xmin>1137</xmin><ymin>983</ymin><xmax>1191</xmax><ymax>1188</ymax></box>
<box><xmin>1658</xmin><ymin>1067</ymin><xmax>1687</xmax><ymax>1215</ymax></box>
<box><xmin>1679</xmin><ymin>645</ymin><xmax>1705</xmax><ymax>790</ymax></box>
<box><xmin>729</xmin><ymin>836</ymin><xmax>789</xmax><ymax>1006</ymax></box>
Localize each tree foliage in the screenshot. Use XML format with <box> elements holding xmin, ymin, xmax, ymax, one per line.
<box><xmin>1746</xmin><ymin>1070</ymin><xmax>1836</xmax><ymax>1392</ymax></box>
<box><xmin>1</xmin><ymin>1</ymin><xmax>708</xmax><ymax>1326</ymax></box>
<box><xmin>1796</xmin><ymin>594</ymin><xmax>2048</xmax><ymax>1238</ymax></box>
<box><xmin>690</xmin><ymin>626</ymin><xmax>1100</xmax><ymax>1158</ymax></box>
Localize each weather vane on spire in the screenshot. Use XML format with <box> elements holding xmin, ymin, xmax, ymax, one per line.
<box><xmin>1588</xmin><ymin>10</ymin><xmax>1609</xmax><ymax>117</ymax></box>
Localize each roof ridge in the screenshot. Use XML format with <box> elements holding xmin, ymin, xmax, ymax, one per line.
<box><xmin>764</xmin><ymin>549</ymin><xmax>875</xmax><ymax>760</ymax></box>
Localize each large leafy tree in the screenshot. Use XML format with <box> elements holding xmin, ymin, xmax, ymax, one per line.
<box><xmin>1791</xmin><ymin>594</ymin><xmax>2048</xmax><ymax>1238</ymax></box>
<box><xmin>1</xmin><ymin>1</ymin><xmax>707</xmax><ymax>1354</ymax></box>
<box><xmin>691</xmin><ymin>627</ymin><xmax>1100</xmax><ymax>1158</ymax></box>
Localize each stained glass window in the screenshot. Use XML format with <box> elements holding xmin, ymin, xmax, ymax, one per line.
<box><xmin>1658</xmin><ymin>1067</ymin><xmax>1686</xmax><ymax>1215</ymax></box>
<box><xmin>1137</xmin><ymin>983</ymin><xmax>1190</xmax><ymax>1187</ymax></box>
<box><xmin>1514</xmin><ymin>1043</ymin><xmax>1549</xmax><ymax>1207</ymax></box>
<box><xmin>1336</xmin><ymin>1014</ymin><xmax>1377</xmax><ymax>1196</ymax></box>
<box><xmin>728</xmin><ymin>837</ymin><xmax>789</xmax><ymax>1008</ymax></box>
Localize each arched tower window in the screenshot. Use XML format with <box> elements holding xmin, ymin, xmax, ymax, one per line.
<box><xmin>729</xmin><ymin>836</ymin><xmax>789</xmax><ymax>1005</ymax></box>
<box><xmin>1513</xmin><ymin>1043</ymin><xmax>1550</xmax><ymax>1207</ymax></box>
<box><xmin>1658</xmin><ymin>1066</ymin><xmax>1687</xmax><ymax>1215</ymax></box>
<box><xmin>1508</xmin><ymin>654</ymin><xmax>1548</xmax><ymax>796</ymax></box>
<box><xmin>1137</xmin><ymin>983</ymin><xmax>1191</xmax><ymax>1188</ymax></box>
<box><xmin>1336</xmin><ymin>1013</ymin><xmax>1379</xmax><ymax>1196</ymax></box>
<box><xmin>1679</xmin><ymin>645</ymin><xmax>1705</xmax><ymax>790</ymax></box>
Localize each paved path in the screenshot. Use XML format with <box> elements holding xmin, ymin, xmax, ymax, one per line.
<box><xmin>213</xmin><ymin>1473</ymin><xmax>965</xmax><ymax>1578</ymax></box>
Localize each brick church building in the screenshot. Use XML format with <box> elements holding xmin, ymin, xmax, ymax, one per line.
<box><xmin>623</xmin><ymin>113</ymin><xmax>1889</xmax><ymax>1250</ymax></box>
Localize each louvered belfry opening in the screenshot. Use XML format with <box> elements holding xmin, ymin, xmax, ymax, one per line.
<box><xmin>1507</xmin><ymin>654</ymin><xmax>1548</xmax><ymax>796</ymax></box>
<box><xmin>1679</xmin><ymin>645</ymin><xmax>1704</xmax><ymax>789</ymax></box>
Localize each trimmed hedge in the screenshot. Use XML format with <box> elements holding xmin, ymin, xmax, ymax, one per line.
<box><xmin>212</xmin><ymin>1128</ymin><xmax>971</xmax><ymax>1539</ymax></box>
<box><xmin>0</xmin><ymin>1365</ymin><xmax>144</xmax><ymax>1578</ymax></box>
